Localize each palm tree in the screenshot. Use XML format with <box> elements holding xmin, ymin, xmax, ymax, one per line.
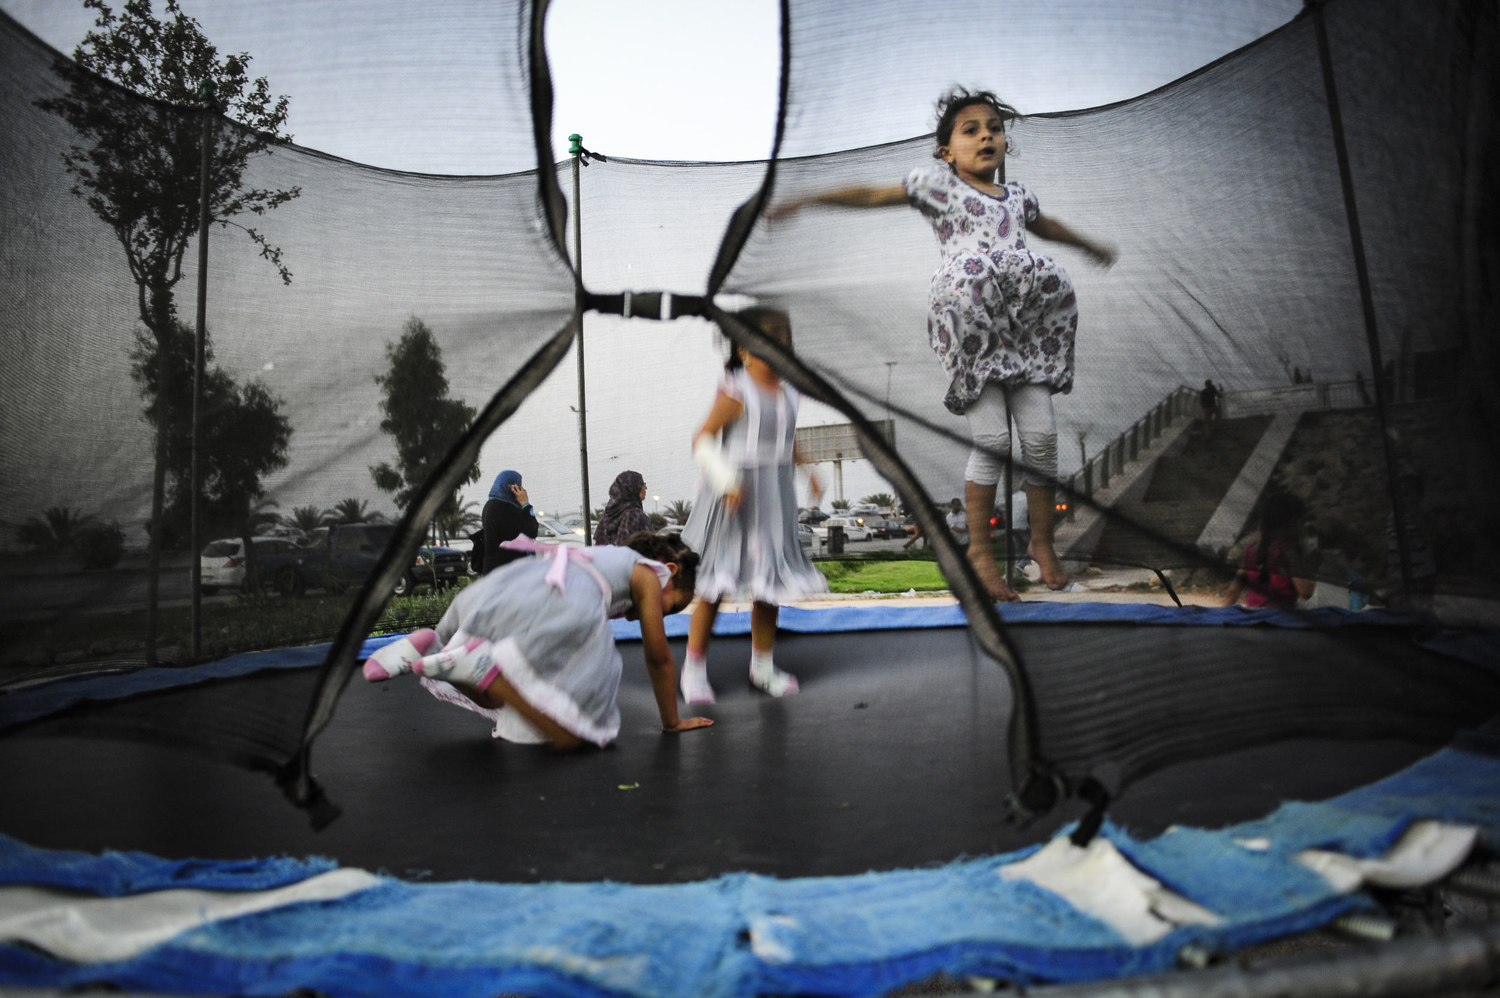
<box><xmin>862</xmin><ymin>493</ymin><xmax>896</xmax><ymax>511</ymax></box>
<box><xmin>664</xmin><ymin>498</ymin><xmax>693</xmax><ymax>525</ymax></box>
<box><xmin>285</xmin><ymin>504</ymin><xmax>332</xmax><ymax>537</ymax></box>
<box><xmin>15</xmin><ymin>507</ymin><xmax>95</xmax><ymax>555</ymax></box>
<box><xmin>329</xmin><ymin>498</ymin><xmax>384</xmax><ymax>525</ymax></box>
<box><xmin>434</xmin><ymin>499</ymin><xmax>482</xmax><ymax>545</ymax></box>
<box><xmin>831</xmin><ymin>499</ymin><xmax>850</xmax><ymax>511</ymax></box>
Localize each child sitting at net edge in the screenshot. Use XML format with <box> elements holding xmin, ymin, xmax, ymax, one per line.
<box><xmin>362</xmin><ymin>532</ymin><xmax>713</xmax><ymax>750</ymax></box>
<box><xmin>770</xmin><ymin>86</ymin><xmax>1115</xmax><ymax>601</ymax></box>
<box><xmin>679</xmin><ymin>306</ymin><xmax>828</xmax><ymax>703</ymax></box>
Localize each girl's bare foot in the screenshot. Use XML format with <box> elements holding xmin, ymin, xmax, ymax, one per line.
<box><xmin>1028</xmin><ymin>540</ymin><xmax>1069</xmax><ymax>590</ymax></box>
<box><xmin>971</xmin><ymin>556</ymin><xmax>1021</xmax><ymax>603</ymax></box>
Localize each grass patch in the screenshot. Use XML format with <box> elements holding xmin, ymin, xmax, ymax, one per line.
<box><xmin>817</xmin><ymin>559</ymin><xmax>950</xmax><ymax>594</ymax></box>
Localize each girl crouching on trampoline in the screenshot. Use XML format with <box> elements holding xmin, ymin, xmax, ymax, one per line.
<box><xmin>770</xmin><ymin>87</ymin><xmax>1115</xmax><ymax>601</ymax></box>
<box><xmin>679</xmin><ymin>306</ymin><xmax>828</xmax><ymax>703</ymax></box>
<box><xmin>362</xmin><ymin>533</ymin><xmax>712</xmax><ymax>750</ymax></box>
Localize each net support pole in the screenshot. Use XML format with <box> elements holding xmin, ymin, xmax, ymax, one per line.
<box><xmin>569</xmin><ymin>133</ymin><xmax>592</xmax><ymax>542</ymax></box>
<box><xmin>1311</xmin><ymin>1</ymin><xmax>1413</xmax><ymax>597</ymax></box>
<box><xmin>190</xmin><ymin>81</ymin><xmax>214</xmax><ymax>660</ymax></box>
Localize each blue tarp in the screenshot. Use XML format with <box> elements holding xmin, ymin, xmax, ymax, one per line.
<box><xmin>2</xmin><ymin>734</ymin><xmax>1498</xmax><ymax>997</ymax></box>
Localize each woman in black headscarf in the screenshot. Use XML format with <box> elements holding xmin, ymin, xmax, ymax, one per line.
<box><xmin>482</xmin><ymin>469</ymin><xmax>539</xmax><ymax>573</ymax></box>
<box><xmin>594</xmin><ymin>470</ymin><xmax>654</xmax><ymax>546</ymax></box>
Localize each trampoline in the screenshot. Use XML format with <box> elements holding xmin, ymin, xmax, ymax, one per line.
<box><xmin>3</xmin><ymin>604</ymin><xmax>1500</xmax><ymax>996</ymax></box>
<box><xmin>2</xmin><ymin>605</ymin><xmax>1497</xmax><ymax>887</ymax></box>
<box><xmin>3</xmin><ymin>0</ymin><xmax>1500</xmax><ymax>992</ymax></box>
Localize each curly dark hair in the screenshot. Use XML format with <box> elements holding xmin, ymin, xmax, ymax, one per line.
<box><xmin>722</xmin><ymin>306</ymin><xmax>793</xmax><ymax>372</ymax></box>
<box><xmin>624</xmin><ymin>531</ymin><xmax>700</xmax><ymax>596</ymax></box>
<box><xmin>933</xmin><ymin>86</ymin><xmax>1019</xmax><ymax>158</ymax></box>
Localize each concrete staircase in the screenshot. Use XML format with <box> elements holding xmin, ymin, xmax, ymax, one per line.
<box><xmin>1087</xmin><ymin>416</ymin><xmax>1271</xmax><ymax>569</ymax></box>
<box><xmin>1054</xmin><ymin>409</ymin><xmax>1302</xmax><ymax>572</ymax></box>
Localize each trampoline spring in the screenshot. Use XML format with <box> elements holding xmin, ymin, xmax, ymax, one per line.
<box><xmin>1447</xmin><ymin>865</ymin><xmax>1500</xmax><ymax>901</ymax></box>
<box><xmin>1331</xmin><ymin>913</ymin><xmax>1399</xmax><ymax>942</ymax></box>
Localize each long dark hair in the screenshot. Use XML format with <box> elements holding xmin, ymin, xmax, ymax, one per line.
<box><xmin>1255</xmin><ymin>492</ymin><xmax>1305</xmax><ymax>580</ymax></box>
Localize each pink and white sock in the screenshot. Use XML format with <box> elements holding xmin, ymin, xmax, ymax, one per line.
<box><xmin>749</xmin><ymin>647</ymin><xmax>798</xmax><ymax>697</ymax></box>
<box><xmin>362</xmin><ymin>628</ymin><xmax>440</xmax><ymax>682</ymax></box>
<box><xmin>413</xmin><ymin>630</ymin><xmax>501</xmax><ymax>690</ymax></box>
<box><xmin>680</xmin><ymin>649</ymin><xmax>715</xmax><ymax>704</ymax></box>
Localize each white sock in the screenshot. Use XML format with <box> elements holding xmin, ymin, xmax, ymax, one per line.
<box><xmin>681</xmin><ymin>649</ymin><xmax>715</xmax><ymax>704</ymax></box>
<box><xmin>414</xmin><ymin>630</ymin><xmax>500</xmax><ymax>690</ymax></box>
<box><xmin>362</xmin><ymin>628</ymin><xmax>439</xmax><ymax>682</ymax></box>
<box><xmin>749</xmin><ymin>647</ymin><xmax>798</xmax><ymax>697</ymax></box>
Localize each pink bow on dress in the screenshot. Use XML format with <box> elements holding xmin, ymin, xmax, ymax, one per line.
<box><xmin>499</xmin><ymin>537</ymin><xmax>609</xmax><ymax>600</ymax></box>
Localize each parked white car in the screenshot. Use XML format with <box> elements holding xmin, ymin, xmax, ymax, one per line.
<box><xmin>815</xmin><ymin>515</ymin><xmax>872</xmax><ymax>542</ymax></box>
<box><xmin>537</xmin><ymin>518</ymin><xmax>587</xmax><ymax>545</ymax></box>
<box><xmin>198</xmin><ymin>536</ymin><xmax>298</xmax><ymax>594</ymax></box>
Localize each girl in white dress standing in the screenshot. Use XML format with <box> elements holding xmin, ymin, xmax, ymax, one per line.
<box><xmin>772</xmin><ymin>87</ymin><xmax>1115</xmax><ymax>601</ymax></box>
<box><xmin>680</xmin><ymin>307</ymin><xmax>827</xmax><ymax>703</ymax></box>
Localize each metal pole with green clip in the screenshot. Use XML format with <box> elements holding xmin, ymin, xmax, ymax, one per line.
<box><xmin>569</xmin><ymin>133</ymin><xmax>592</xmax><ymax>542</ymax></box>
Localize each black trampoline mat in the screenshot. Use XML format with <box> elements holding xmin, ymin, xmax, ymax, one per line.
<box><xmin>0</xmin><ymin>625</ymin><xmax>1475</xmax><ymax>884</ymax></box>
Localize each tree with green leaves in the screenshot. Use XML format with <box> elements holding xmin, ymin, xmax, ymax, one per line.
<box><xmin>435</xmin><ymin>499</ymin><xmax>482</xmax><ymax>545</ymax></box>
<box><xmin>329</xmin><ymin>498</ymin><xmax>384</xmax><ymax>526</ymax></box>
<box><xmin>862</xmin><ymin>493</ymin><xmax>896</xmax><ymax>511</ymax></box>
<box><xmin>15</xmin><ymin>507</ymin><xmax>125</xmax><ymax>569</ymax></box>
<box><xmin>16</xmin><ymin>507</ymin><xmax>96</xmax><ymax>555</ymax></box>
<box><xmin>37</xmin><ymin>0</ymin><xmax>300</xmax><ymax>656</ymax></box>
<box><xmin>131</xmin><ymin>321</ymin><xmax>292</xmax><ymax>535</ymax></box>
<box><xmin>664</xmin><ymin>498</ymin><xmax>693</xmax><ymax>525</ymax></box>
<box><xmin>371</xmin><ymin>317</ymin><xmax>480</xmax><ymax>521</ymax></box>
<box><xmin>285</xmin><ymin>504</ymin><xmax>332</xmax><ymax>537</ymax></box>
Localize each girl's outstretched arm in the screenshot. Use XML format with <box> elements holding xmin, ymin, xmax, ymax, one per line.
<box><xmin>1030</xmin><ymin>213</ymin><xmax>1117</xmax><ymax>268</ymax></box>
<box><xmin>632</xmin><ymin>564</ymin><xmax>713</xmax><ymax>734</ymax></box>
<box><xmin>694</xmin><ymin>390</ymin><xmax>747</xmax><ymax>512</ymax></box>
<box><xmin>767</xmin><ymin>184</ymin><xmax>907</xmax><ymax>220</ymax></box>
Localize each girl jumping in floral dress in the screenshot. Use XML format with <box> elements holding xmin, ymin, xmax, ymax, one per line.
<box><xmin>773</xmin><ymin>87</ymin><xmax>1115</xmax><ymax>600</ymax></box>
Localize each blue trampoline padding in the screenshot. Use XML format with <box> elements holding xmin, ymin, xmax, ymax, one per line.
<box><xmin>0</xmin><ymin>635</ymin><xmax>398</xmax><ymax>731</ymax></box>
<box><xmin>2</xmin><ymin>738</ymin><xmax>1498</xmax><ymax>998</ymax></box>
<box><xmin>7</xmin><ymin>605</ymin><xmax>1496</xmax><ymax>733</ymax></box>
<box><xmin>609</xmin><ymin>601</ymin><xmax>1450</xmax><ymax>641</ymax></box>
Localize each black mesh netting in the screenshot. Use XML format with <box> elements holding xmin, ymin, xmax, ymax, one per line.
<box><xmin>1</xmin><ymin>0</ymin><xmax>1497</xmax><ymax>821</ymax></box>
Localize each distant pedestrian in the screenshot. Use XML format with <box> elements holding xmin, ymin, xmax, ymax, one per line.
<box><xmin>1199</xmin><ymin>379</ymin><xmax>1221</xmax><ymax>435</ymax></box>
<box><xmin>945</xmin><ymin>498</ymin><xmax>969</xmax><ymax>551</ymax></box>
<box><xmin>482</xmin><ymin>470</ymin><xmax>538</xmax><ymax>574</ymax></box>
<box><xmin>594</xmin><ymin>470</ymin><xmax>654</xmax><ymax>546</ymax></box>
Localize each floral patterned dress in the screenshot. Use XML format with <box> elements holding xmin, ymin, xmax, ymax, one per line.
<box><xmin>905</xmin><ymin>164</ymin><xmax>1079</xmax><ymax>414</ymax></box>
